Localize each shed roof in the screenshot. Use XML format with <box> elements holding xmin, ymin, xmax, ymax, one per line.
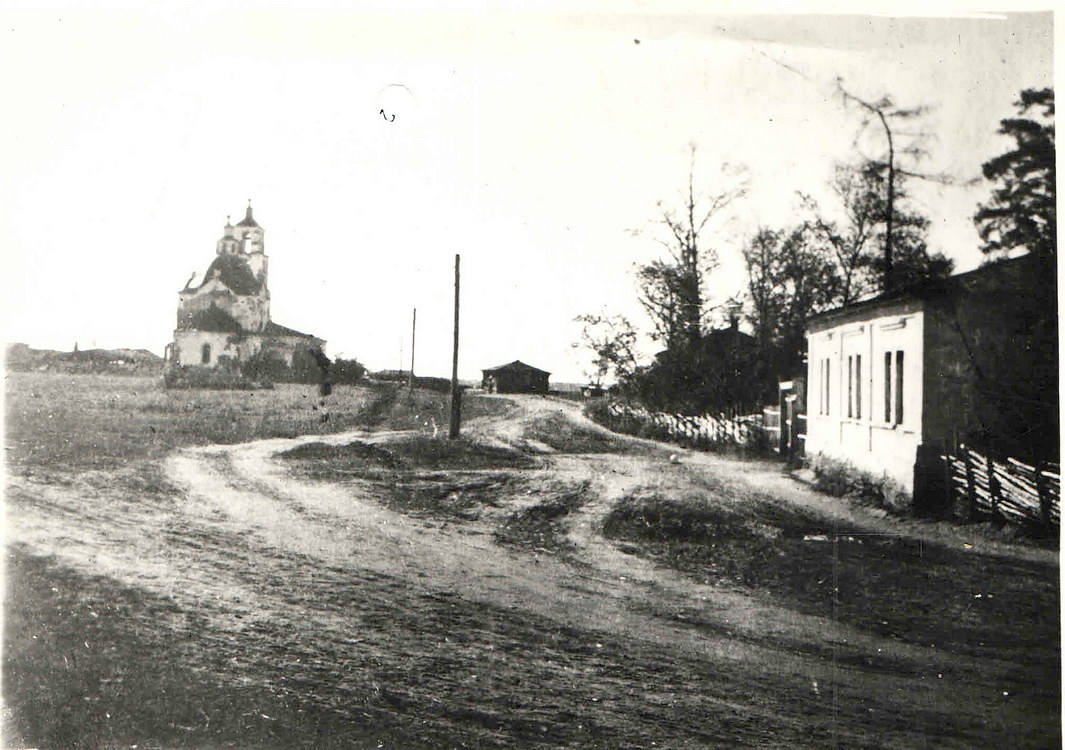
<box><xmin>482</xmin><ymin>360</ymin><xmax>551</xmax><ymax>375</ymax></box>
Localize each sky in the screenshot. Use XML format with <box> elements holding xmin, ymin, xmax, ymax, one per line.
<box><xmin>0</xmin><ymin>6</ymin><xmax>1053</xmax><ymax>383</ymax></box>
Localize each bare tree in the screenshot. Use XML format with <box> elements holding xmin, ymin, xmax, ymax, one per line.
<box><xmin>635</xmin><ymin>145</ymin><xmax>746</xmax><ymax>350</ymax></box>
<box><xmin>835</xmin><ymin>79</ymin><xmax>950</xmax><ymax>292</ymax></box>
<box><xmin>802</xmin><ymin>161</ymin><xmax>952</xmax><ymax>305</ymax></box>
<box><xmin>799</xmin><ymin>164</ymin><xmax>879</xmax><ymax>305</ymax></box>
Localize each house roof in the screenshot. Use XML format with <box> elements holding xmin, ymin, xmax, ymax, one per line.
<box><xmin>482</xmin><ymin>360</ymin><xmax>551</xmax><ymax>375</ymax></box>
<box><xmin>806</xmin><ymin>255</ymin><xmax>1034</xmax><ymax>330</ymax></box>
<box><xmin>186</xmin><ymin>253</ymin><xmax>263</xmax><ymax>295</ymax></box>
<box><xmin>701</xmin><ymin>325</ymin><xmax>756</xmax><ymax>346</ymax></box>
<box><xmin>653</xmin><ymin>325</ymin><xmax>756</xmax><ymax>364</ymax></box>
<box><xmin>263</xmin><ymin>320</ymin><xmax>318</xmax><ymax>339</ymax></box>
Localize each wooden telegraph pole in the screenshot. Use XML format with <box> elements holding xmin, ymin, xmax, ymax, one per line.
<box><xmin>449</xmin><ymin>255</ymin><xmax>462</xmax><ymax>438</ymax></box>
<box><xmin>408</xmin><ymin>308</ymin><xmax>417</xmax><ymax>390</ymax></box>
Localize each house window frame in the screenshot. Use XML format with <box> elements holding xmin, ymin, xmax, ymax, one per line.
<box><xmin>845</xmin><ymin>353</ymin><xmax>862</xmax><ymax>420</ymax></box>
<box><xmin>201</xmin><ymin>343</ymin><xmax>212</xmax><ymax>365</ymax></box>
<box><xmin>882</xmin><ymin>349</ymin><xmax>905</xmax><ymax>427</ymax></box>
<box><xmin>820</xmin><ymin>357</ymin><xmax>832</xmax><ymax>416</ymax></box>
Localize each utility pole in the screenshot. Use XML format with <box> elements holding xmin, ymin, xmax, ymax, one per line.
<box><xmin>449</xmin><ymin>254</ymin><xmax>461</xmax><ymax>438</ymax></box>
<box><xmin>408</xmin><ymin>308</ymin><xmax>417</xmax><ymax>390</ymax></box>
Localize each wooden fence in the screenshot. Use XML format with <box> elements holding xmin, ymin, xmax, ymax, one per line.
<box><xmin>606</xmin><ymin>401</ymin><xmax>765</xmax><ymax>449</ymax></box>
<box><xmin>943</xmin><ymin>444</ymin><xmax>1060</xmax><ymax>529</ymax></box>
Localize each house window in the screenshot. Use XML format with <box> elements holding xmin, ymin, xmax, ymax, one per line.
<box><xmin>847</xmin><ymin>354</ymin><xmax>862</xmax><ymax>419</ymax></box>
<box><xmin>201</xmin><ymin>343</ymin><xmax>211</xmax><ymax>364</ymax></box>
<box><xmin>855</xmin><ymin>355</ymin><xmax>862</xmax><ymax>419</ymax></box>
<box><xmin>847</xmin><ymin>356</ymin><xmax>853</xmax><ymax>418</ymax></box>
<box><xmin>820</xmin><ymin>358</ymin><xmax>831</xmax><ymax>416</ymax></box>
<box><xmin>883</xmin><ymin>350</ymin><xmax>904</xmax><ymax>425</ymax></box>
<box><xmin>884</xmin><ymin>352</ymin><xmax>892</xmax><ymax>422</ymax></box>
<box><xmin>895</xmin><ymin>350</ymin><xmax>904</xmax><ymax>424</ymax></box>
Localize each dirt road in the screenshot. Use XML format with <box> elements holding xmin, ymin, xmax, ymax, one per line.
<box><xmin>6</xmin><ymin>392</ymin><xmax>1059</xmax><ymax>748</ymax></box>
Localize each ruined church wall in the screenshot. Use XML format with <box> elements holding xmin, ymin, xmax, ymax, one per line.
<box><xmin>172</xmin><ymin>331</ymin><xmax>263</xmax><ymax>368</ymax></box>
<box><xmin>177</xmin><ymin>286</ymin><xmax>269</xmax><ymax>332</ymax></box>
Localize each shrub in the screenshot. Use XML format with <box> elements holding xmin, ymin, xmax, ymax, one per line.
<box><xmin>240</xmin><ymin>351</ymin><xmax>288</xmax><ymax>383</ymax></box>
<box><xmin>810</xmin><ymin>454</ymin><xmax>911</xmax><ymax>513</ymax></box>
<box><xmin>241</xmin><ymin>349</ymin><xmax>323</xmax><ymax>385</ymax></box>
<box><xmin>332</xmin><ymin>358</ymin><xmax>367</xmax><ymax>385</ymax></box>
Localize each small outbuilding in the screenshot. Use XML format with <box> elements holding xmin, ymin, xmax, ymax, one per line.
<box><xmin>482</xmin><ymin>360</ymin><xmax>551</xmax><ymax>394</ymax></box>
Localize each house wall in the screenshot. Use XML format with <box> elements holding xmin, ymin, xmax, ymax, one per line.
<box><xmin>806</xmin><ymin>300</ymin><xmax>924</xmax><ymax>492</ymax></box>
<box><xmin>921</xmin><ymin>257</ymin><xmax>1057</xmax><ymax>461</ymax></box>
<box><xmin>172</xmin><ymin>331</ymin><xmax>262</xmax><ymax>368</ymax></box>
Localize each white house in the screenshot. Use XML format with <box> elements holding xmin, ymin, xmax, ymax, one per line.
<box><xmin>805</xmin><ymin>295</ymin><xmax>924</xmax><ymax>492</ymax></box>
<box><xmin>804</xmin><ymin>255</ymin><xmax>1055</xmax><ymax>502</ymax></box>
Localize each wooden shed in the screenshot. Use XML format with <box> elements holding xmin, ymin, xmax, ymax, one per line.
<box><xmin>482</xmin><ymin>360</ymin><xmax>550</xmax><ymax>394</ymax></box>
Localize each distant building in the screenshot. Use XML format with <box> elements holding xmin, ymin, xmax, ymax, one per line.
<box><xmin>804</xmin><ymin>255</ymin><xmax>1057</xmax><ymax>501</ymax></box>
<box><xmin>482</xmin><ymin>360</ymin><xmax>551</xmax><ymax>394</ymax></box>
<box><xmin>164</xmin><ymin>204</ymin><xmax>325</xmax><ymax>374</ymax></box>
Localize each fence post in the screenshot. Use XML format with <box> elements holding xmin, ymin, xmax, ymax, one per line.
<box><xmin>986</xmin><ymin>454</ymin><xmax>1001</xmax><ymax>520</ymax></box>
<box><xmin>962</xmin><ymin>445</ymin><xmax>978</xmax><ymax>521</ymax></box>
<box><xmin>1035</xmin><ymin>460</ymin><xmax>1051</xmax><ymax>532</ymax></box>
<box><xmin>942</xmin><ymin>451</ymin><xmax>954</xmax><ymax>518</ymax></box>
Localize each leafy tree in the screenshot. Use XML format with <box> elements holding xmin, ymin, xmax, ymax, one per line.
<box><xmin>629</xmin><ymin>336</ymin><xmax>767</xmax><ymax>417</ymax></box>
<box><xmin>743</xmin><ymin>225</ymin><xmax>839</xmax><ymax>379</ymax></box>
<box><xmin>332</xmin><ymin>357</ymin><xmax>367</xmax><ymax>385</ymax></box>
<box><xmin>974</xmin><ymin>88</ymin><xmax>1055</xmax><ymax>265</ymax></box>
<box><xmin>966</xmin><ymin>89</ymin><xmax>1058</xmax><ymax>462</ymax></box>
<box><xmin>572</xmin><ymin>314</ymin><xmax>640</xmax><ymax>386</ymax></box>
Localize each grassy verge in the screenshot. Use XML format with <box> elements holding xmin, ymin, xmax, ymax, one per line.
<box><xmin>280</xmin><ymin>434</ymin><xmax>537</xmax><ymax>523</ymax></box>
<box><xmin>495</xmin><ymin>482</ymin><xmax>591</xmax><ymax>553</ymax></box>
<box><xmin>602</xmin><ymin>489</ymin><xmax>1060</xmax><ymax>671</ymax></box>
<box><xmin>522</xmin><ymin>411</ymin><xmax>651</xmax><ymax>454</ymax></box>
<box><xmin>281</xmin><ymin>434</ymin><xmax>533</xmax><ymax>475</ymax></box>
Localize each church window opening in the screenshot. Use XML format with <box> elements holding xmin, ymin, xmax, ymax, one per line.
<box><xmin>201</xmin><ymin>343</ymin><xmax>211</xmax><ymax>364</ymax></box>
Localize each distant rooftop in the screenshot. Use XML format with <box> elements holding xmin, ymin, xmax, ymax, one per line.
<box><xmin>482</xmin><ymin>360</ymin><xmax>551</xmax><ymax>375</ymax></box>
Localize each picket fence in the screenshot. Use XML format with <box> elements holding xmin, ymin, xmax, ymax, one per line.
<box><xmin>606</xmin><ymin>401</ymin><xmax>764</xmax><ymax>449</ymax></box>
<box><xmin>943</xmin><ymin>444</ymin><xmax>1060</xmax><ymax>529</ymax></box>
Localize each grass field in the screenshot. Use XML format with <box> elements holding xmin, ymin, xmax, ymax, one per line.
<box><xmin>4</xmin><ymin>371</ymin><xmax>508</xmax><ymax>472</ymax></box>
